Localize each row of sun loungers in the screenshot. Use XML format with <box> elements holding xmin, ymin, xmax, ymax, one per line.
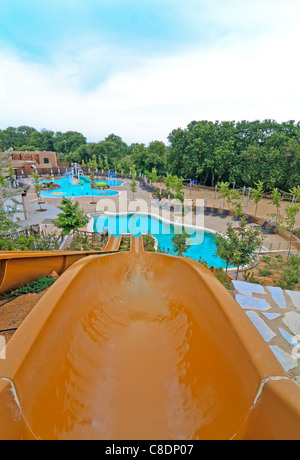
<box><xmin>254</xmin><ymin>221</ymin><xmax>277</xmax><ymax>234</ymax></box>
<box><xmin>204</xmin><ymin>207</ymin><xmax>228</xmax><ymax>218</ymax></box>
<box><xmin>203</xmin><ymin>209</ymin><xmax>276</xmax><ymax>233</ymax></box>
<box><xmin>163</xmin><ymin>204</ymin><xmax>276</xmax><ymax>234</ymax></box>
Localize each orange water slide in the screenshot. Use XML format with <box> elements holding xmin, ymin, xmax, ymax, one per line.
<box><xmin>0</xmin><ymin>236</ymin><xmax>121</xmax><ymax>294</ymax></box>
<box><xmin>0</xmin><ymin>237</ymin><xmax>299</xmax><ymax>440</ymax></box>
<box><xmin>103</xmin><ymin>234</ymin><xmax>122</xmax><ymax>252</ymax></box>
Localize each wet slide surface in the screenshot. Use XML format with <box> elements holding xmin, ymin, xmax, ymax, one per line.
<box><xmin>0</xmin><ymin>238</ymin><xmax>300</xmax><ymax>439</ymax></box>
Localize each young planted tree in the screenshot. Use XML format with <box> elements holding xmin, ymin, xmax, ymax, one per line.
<box><xmin>230</xmin><ymin>190</ymin><xmax>243</xmax><ymax>221</ymax></box>
<box><xmin>130</xmin><ymin>168</ymin><xmax>137</xmax><ymax>200</ymax></box>
<box><xmin>88</xmin><ymin>155</ymin><xmax>98</xmax><ymax>174</ymax></box>
<box><xmin>90</xmin><ymin>173</ymin><xmax>96</xmax><ymax>204</ymax></box>
<box><xmin>251</xmin><ymin>180</ymin><xmax>264</xmax><ymax>216</ymax></box>
<box><xmin>215</xmin><ymin>220</ymin><xmax>263</xmax><ymax>280</ymax></box>
<box><xmin>53</xmin><ymin>197</ymin><xmax>89</xmax><ymax>236</ymax></box>
<box><xmin>164</xmin><ymin>174</ymin><xmax>173</xmax><ymax>197</ymax></box>
<box><xmin>269</xmin><ymin>188</ymin><xmax>282</xmax><ymax>224</ymax></box>
<box><xmin>290</xmin><ymin>185</ymin><xmax>300</xmax><ymax>204</ymax></box>
<box><xmin>148</xmin><ymin>167</ymin><xmax>159</xmax><ymax>188</ymax></box>
<box><xmin>171</xmin><ymin>228</ymin><xmax>191</xmax><ymax>257</ymax></box>
<box><xmin>279</xmin><ymin>202</ymin><xmax>300</xmax><ymax>258</ymax></box>
<box><xmin>217</xmin><ymin>182</ymin><xmax>231</xmax><ymax>210</ymax></box>
<box><xmin>32</xmin><ymin>172</ymin><xmax>44</xmax><ymax>211</ymax></box>
<box><xmin>165</xmin><ymin>174</ymin><xmax>185</xmax><ymax>213</ymax></box>
<box><xmin>174</xmin><ymin>176</ymin><xmax>185</xmax><ymax>207</ymax></box>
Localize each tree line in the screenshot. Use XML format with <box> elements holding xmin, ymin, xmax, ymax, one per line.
<box><xmin>168</xmin><ymin>120</ymin><xmax>300</xmax><ymax>192</ymax></box>
<box><xmin>1</xmin><ymin>119</ymin><xmax>299</xmax><ymax>191</ymax></box>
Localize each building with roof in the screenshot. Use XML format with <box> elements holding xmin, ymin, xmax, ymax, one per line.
<box><xmin>11</xmin><ymin>151</ymin><xmax>60</xmax><ymax>176</ymax></box>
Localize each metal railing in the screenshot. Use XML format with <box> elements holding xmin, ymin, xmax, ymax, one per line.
<box><xmin>260</xmin><ymin>240</ymin><xmax>300</xmax><ymax>253</ymax></box>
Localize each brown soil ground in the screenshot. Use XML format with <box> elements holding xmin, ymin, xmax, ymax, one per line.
<box><xmin>246</xmin><ymin>254</ymin><xmax>300</xmax><ymax>291</ymax></box>
<box><xmin>0</xmin><ymin>288</ymin><xmax>51</xmax><ymax>344</ymax></box>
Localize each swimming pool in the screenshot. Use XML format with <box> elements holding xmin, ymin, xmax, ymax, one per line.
<box><xmin>94</xmin><ymin>213</ymin><xmax>227</xmax><ymax>268</ymax></box>
<box><xmin>40</xmin><ymin>176</ymin><xmax>123</xmax><ymax>198</ymax></box>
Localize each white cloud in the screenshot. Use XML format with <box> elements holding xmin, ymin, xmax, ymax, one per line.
<box><xmin>0</xmin><ymin>17</ymin><xmax>299</xmax><ymax>145</ymax></box>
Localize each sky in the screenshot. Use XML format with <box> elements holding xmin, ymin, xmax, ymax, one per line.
<box><xmin>0</xmin><ymin>0</ymin><xmax>299</xmax><ymax>145</ymax></box>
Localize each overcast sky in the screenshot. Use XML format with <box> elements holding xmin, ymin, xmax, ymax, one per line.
<box><xmin>0</xmin><ymin>0</ymin><xmax>299</xmax><ymax>144</ymax></box>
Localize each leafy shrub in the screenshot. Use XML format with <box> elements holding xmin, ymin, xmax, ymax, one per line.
<box><xmin>214</xmin><ymin>269</ymin><xmax>231</xmax><ymax>290</ymax></box>
<box><xmin>258</xmin><ymin>268</ymin><xmax>272</xmax><ymax>277</ymax></box>
<box><xmin>243</xmin><ymin>271</ymin><xmax>261</xmax><ymax>284</ymax></box>
<box><xmin>293</xmin><ymin>228</ymin><xmax>300</xmax><ymax>239</ymax></box>
<box><xmin>143</xmin><ymin>233</ymin><xmax>156</xmax><ymax>252</ymax></box>
<box><xmin>0</xmin><ymin>234</ymin><xmax>60</xmax><ymax>251</ymax></box>
<box><xmin>0</xmin><ymin>277</ymin><xmax>56</xmax><ymax>299</ymax></box>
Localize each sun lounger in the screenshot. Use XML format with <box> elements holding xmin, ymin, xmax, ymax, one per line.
<box><xmin>220</xmin><ymin>210</ymin><xmax>228</xmax><ymax>218</ymax></box>
<box><xmin>211</xmin><ymin>208</ymin><xmax>219</xmax><ymax>216</ymax></box>
<box><xmin>261</xmin><ymin>225</ymin><xmax>276</xmax><ymax>234</ymax></box>
<box><xmin>204</xmin><ymin>207</ymin><xmax>211</xmax><ymax>215</ymax></box>
<box><xmin>255</xmin><ymin>221</ymin><xmax>268</xmax><ymax>229</ymax></box>
<box><xmin>245</xmin><ymin>215</ymin><xmax>253</xmax><ymax>224</ymax></box>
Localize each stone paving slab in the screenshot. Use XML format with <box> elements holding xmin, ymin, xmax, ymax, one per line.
<box><xmin>231</xmin><ymin>280</ymin><xmax>300</xmax><ymax>387</ymax></box>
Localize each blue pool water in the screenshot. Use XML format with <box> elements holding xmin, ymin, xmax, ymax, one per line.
<box><xmin>94</xmin><ymin>213</ymin><xmax>226</xmax><ymax>268</ymax></box>
<box><xmin>41</xmin><ymin>176</ymin><xmax>123</xmax><ymax>198</ymax></box>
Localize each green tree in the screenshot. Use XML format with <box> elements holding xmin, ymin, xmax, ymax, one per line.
<box><xmin>171</xmin><ymin>229</ymin><xmax>191</xmax><ymax>257</ymax></box>
<box><xmin>165</xmin><ymin>174</ymin><xmax>184</xmax><ymax>205</ymax></box>
<box><xmin>214</xmin><ymin>225</ymin><xmax>236</xmax><ymax>273</ymax></box>
<box><xmin>148</xmin><ymin>167</ymin><xmax>158</xmax><ymax>186</ymax></box>
<box><xmin>218</xmin><ymin>182</ymin><xmax>231</xmax><ymax>210</ymax></box>
<box><xmin>251</xmin><ymin>180</ymin><xmax>264</xmax><ymax>216</ymax></box>
<box><xmin>230</xmin><ymin>190</ymin><xmax>243</xmax><ymax>221</ymax></box>
<box><xmin>53</xmin><ymin>197</ymin><xmax>89</xmax><ymax>236</ymax></box>
<box><xmin>0</xmin><ymin>209</ymin><xmax>19</xmax><ymax>235</ymax></box>
<box><xmin>104</xmin><ymin>134</ymin><xmax>129</xmax><ymax>158</ymax></box>
<box><xmin>90</xmin><ymin>173</ymin><xmax>96</xmax><ymax>204</ymax></box>
<box><xmin>271</xmin><ymin>188</ymin><xmax>282</xmax><ymax>224</ymax></box>
<box><xmin>31</xmin><ymin>172</ymin><xmax>43</xmax><ymax>211</ymax></box>
<box><xmin>88</xmin><ymin>155</ymin><xmax>98</xmax><ymax>173</ymax></box>
<box><xmin>215</xmin><ymin>220</ymin><xmax>263</xmax><ymax>280</ymax></box>
<box><xmin>290</xmin><ymin>185</ymin><xmax>300</xmax><ymax>203</ymax></box>
<box><xmin>130</xmin><ymin>168</ymin><xmax>137</xmax><ymax>200</ymax></box>
<box><xmin>279</xmin><ymin>202</ymin><xmax>300</xmax><ymax>258</ymax></box>
<box><xmin>0</xmin><ymin>149</ymin><xmax>23</xmax><ymax>210</ymax></box>
<box><xmin>54</xmin><ymin>131</ymin><xmax>87</xmax><ymax>155</ymax></box>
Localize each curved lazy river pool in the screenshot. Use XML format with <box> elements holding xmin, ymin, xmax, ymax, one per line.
<box><xmin>94</xmin><ymin>213</ymin><xmax>228</xmax><ymax>269</ymax></box>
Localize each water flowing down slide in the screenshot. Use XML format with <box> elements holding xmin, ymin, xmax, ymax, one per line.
<box><xmin>0</xmin><ymin>238</ymin><xmax>299</xmax><ymax>439</ymax></box>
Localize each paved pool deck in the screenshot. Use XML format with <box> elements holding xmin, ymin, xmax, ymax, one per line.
<box><xmin>22</xmin><ymin>177</ymin><xmax>291</xmax><ymax>249</ymax></box>
<box><xmin>231</xmin><ymin>280</ymin><xmax>300</xmax><ymax>387</ymax></box>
